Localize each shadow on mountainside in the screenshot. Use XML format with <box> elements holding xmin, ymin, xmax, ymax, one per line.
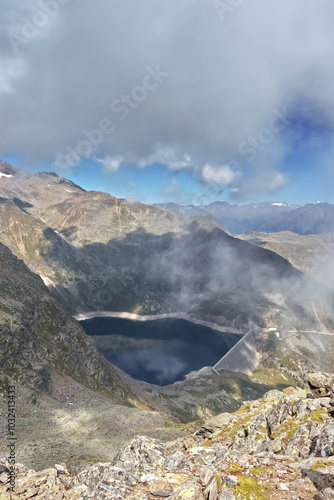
<box><xmin>42</xmin><ymin>224</ymin><xmax>334</xmax><ymax>330</ymax></box>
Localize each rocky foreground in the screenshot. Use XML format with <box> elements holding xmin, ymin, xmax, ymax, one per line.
<box><xmin>2</xmin><ymin>373</ymin><xmax>334</xmax><ymax>499</ymax></box>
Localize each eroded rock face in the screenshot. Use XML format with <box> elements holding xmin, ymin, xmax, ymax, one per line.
<box><xmin>307</xmin><ymin>373</ymin><xmax>334</xmax><ymax>399</ymax></box>
<box><xmin>3</xmin><ymin>373</ymin><xmax>334</xmax><ymax>498</ymax></box>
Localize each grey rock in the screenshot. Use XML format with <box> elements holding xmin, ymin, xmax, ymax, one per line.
<box><xmin>311</xmin><ymin>424</ymin><xmax>334</xmax><ymax>457</ymax></box>
<box><xmin>195</xmin><ymin>413</ymin><xmax>233</xmax><ymax>441</ymax></box>
<box><xmin>112</xmin><ymin>435</ymin><xmax>165</xmax><ymax>469</ymax></box>
<box><xmin>307</xmin><ymin>373</ymin><xmax>334</xmax><ymax>389</ymax></box>
<box><xmin>307</xmin><ymin>373</ymin><xmax>334</xmax><ymax>398</ymax></box>
<box><xmin>302</xmin><ymin>465</ymin><xmax>334</xmax><ymax>489</ymax></box>
<box><xmin>150</xmin><ymin>481</ymin><xmax>174</xmax><ymax>497</ymax></box>
<box><xmin>199</xmin><ymin>467</ymin><xmax>215</xmax><ymax>487</ymax></box>
<box><xmin>221</xmin><ymin>475</ymin><xmax>238</xmax><ymax>487</ymax></box>
<box><xmin>314</xmin><ymin>487</ymin><xmax>334</xmax><ymax>500</ymax></box>
<box><xmin>169</xmin><ymin>479</ymin><xmax>205</xmax><ymax>500</ymax></box>
<box><xmin>217</xmin><ymin>487</ymin><xmax>235</xmax><ymax>500</ymax></box>
<box><xmin>204</xmin><ymin>477</ymin><xmax>219</xmax><ymax>500</ymax></box>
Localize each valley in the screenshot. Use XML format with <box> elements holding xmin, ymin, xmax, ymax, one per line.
<box><xmin>2</xmin><ymin>3</ymin><xmax>334</xmax><ymax>495</ymax></box>
<box><xmin>1</xmin><ymin>161</ymin><xmax>334</xmax><ymax>479</ymax></box>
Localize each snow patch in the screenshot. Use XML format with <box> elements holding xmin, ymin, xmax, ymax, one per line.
<box><xmin>0</xmin><ymin>172</ymin><xmax>14</xmax><ymax>178</ymax></box>
<box><xmin>54</xmin><ymin>229</ymin><xmax>66</xmax><ymax>240</ymax></box>
<box><xmin>271</xmin><ymin>202</ymin><xmax>286</xmax><ymax>207</ymax></box>
<box><xmin>40</xmin><ymin>276</ymin><xmax>56</xmax><ymax>288</ymax></box>
<box><xmin>64</xmin><ymin>188</ymin><xmax>73</xmax><ymax>193</ymax></box>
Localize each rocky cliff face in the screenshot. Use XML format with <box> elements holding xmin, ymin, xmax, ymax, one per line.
<box><xmin>3</xmin><ymin>372</ymin><xmax>334</xmax><ymax>499</ymax></box>
<box><xmin>0</xmin><ymin>241</ymin><xmax>149</xmax><ymax>405</ymax></box>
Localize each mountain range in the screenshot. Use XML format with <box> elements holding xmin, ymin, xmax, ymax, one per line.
<box><xmin>2</xmin><ymin>160</ymin><xmax>334</xmax><ymax>471</ymax></box>
<box><xmin>0</xmin><ymin>161</ymin><xmax>332</xmax><ymax>332</ymax></box>
<box><xmin>155</xmin><ymin>201</ymin><xmax>334</xmax><ymax>235</ymax></box>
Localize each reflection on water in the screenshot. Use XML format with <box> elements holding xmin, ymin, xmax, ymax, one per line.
<box><xmin>81</xmin><ymin>317</ymin><xmax>241</xmax><ymax>386</ymax></box>
<box><xmin>105</xmin><ymin>339</ymin><xmax>219</xmax><ymax>385</ymax></box>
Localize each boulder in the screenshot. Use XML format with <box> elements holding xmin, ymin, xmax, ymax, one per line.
<box><xmin>306</xmin><ymin>373</ymin><xmax>334</xmax><ymax>398</ymax></box>
<box><xmin>169</xmin><ymin>479</ymin><xmax>205</xmax><ymax>500</ymax></box>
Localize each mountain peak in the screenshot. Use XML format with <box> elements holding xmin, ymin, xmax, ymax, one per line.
<box><xmin>0</xmin><ymin>160</ymin><xmax>20</xmax><ymax>177</ymax></box>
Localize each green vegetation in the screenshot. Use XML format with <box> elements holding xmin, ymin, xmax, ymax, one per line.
<box><xmin>216</xmin><ymin>475</ymin><xmax>223</xmax><ymax>490</ymax></box>
<box><xmin>227</xmin><ymin>463</ymin><xmax>245</xmax><ymax>474</ymax></box>
<box><xmin>252</xmin><ymin>364</ymin><xmax>297</xmax><ymax>390</ymax></box>
<box><xmin>310</xmin><ymin>460</ymin><xmax>326</xmax><ymax>471</ymax></box>
<box><xmin>233</xmin><ymin>475</ymin><xmax>270</xmax><ymax>499</ymax></box>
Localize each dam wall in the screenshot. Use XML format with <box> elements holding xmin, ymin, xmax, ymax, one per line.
<box><xmin>213</xmin><ymin>329</ymin><xmax>260</xmax><ymax>376</ymax></box>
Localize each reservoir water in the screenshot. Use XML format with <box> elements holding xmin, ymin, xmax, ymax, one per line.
<box><xmin>80</xmin><ymin>317</ymin><xmax>241</xmax><ymax>386</ymax></box>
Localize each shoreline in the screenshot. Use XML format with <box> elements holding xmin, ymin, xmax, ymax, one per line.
<box><xmin>73</xmin><ymin>311</ymin><xmax>245</xmax><ymax>335</ymax></box>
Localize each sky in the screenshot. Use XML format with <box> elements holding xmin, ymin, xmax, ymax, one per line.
<box><xmin>1</xmin><ymin>0</ymin><xmax>334</xmax><ymax>206</ymax></box>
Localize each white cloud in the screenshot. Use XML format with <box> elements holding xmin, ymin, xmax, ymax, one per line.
<box><xmin>96</xmin><ymin>156</ymin><xmax>122</xmax><ymax>175</ymax></box>
<box><xmin>268</xmin><ymin>171</ymin><xmax>289</xmax><ymax>192</ymax></box>
<box><xmin>202</xmin><ymin>164</ymin><xmax>238</xmax><ymax>187</ymax></box>
<box><xmin>161</xmin><ymin>178</ymin><xmax>181</xmax><ymax>199</ymax></box>
<box><xmin>139</xmin><ymin>149</ymin><xmax>192</xmax><ymax>171</ymax></box>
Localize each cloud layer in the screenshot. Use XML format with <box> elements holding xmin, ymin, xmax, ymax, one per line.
<box><xmin>1</xmin><ymin>0</ymin><xmax>334</xmax><ymax>198</ymax></box>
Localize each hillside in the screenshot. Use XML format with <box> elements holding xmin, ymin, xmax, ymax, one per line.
<box><xmin>4</xmin><ymin>372</ymin><xmax>334</xmax><ymax>499</ymax></box>
<box><xmin>0</xmin><ymin>240</ymin><xmax>273</xmax><ymax>469</ymax></box>
<box><xmin>1</xmin><ymin>162</ymin><xmax>333</xmax><ymax>333</ymax></box>
<box><xmin>2</xmin><ymin>162</ymin><xmax>334</xmax><ymax>473</ymax></box>
<box><xmin>239</xmin><ymin>232</ymin><xmax>334</xmax><ymax>290</ymax></box>
<box><xmin>259</xmin><ymin>203</ymin><xmax>334</xmax><ymax>235</ymax></box>
<box><xmin>0</xmin><ymin>242</ymin><xmax>137</xmax><ymax>401</ymax></box>
<box><xmin>0</xmin><ymin>241</ymin><xmax>186</xmax><ymax>467</ymax></box>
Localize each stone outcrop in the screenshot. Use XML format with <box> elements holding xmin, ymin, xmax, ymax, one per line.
<box><xmin>0</xmin><ymin>242</ymin><xmax>143</xmax><ymax>406</ymax></box>
<box><xmin>2</xmin><ymin>372</ymin><xmax>334</xmax><ymax>498</ymax></box>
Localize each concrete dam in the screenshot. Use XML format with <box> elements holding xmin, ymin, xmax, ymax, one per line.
<box><xmin>213</xmin><ymin>329</ymin><xmax>260</xmax><ymax>376</ymax></box>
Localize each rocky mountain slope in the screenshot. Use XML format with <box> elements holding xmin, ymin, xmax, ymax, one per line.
<box><xmin>1</xmin><ymin>162</ymin><xmax>333</xmax><ymax>333</ymax></box>
<box><xmin>2</xmin><ymin>236</ymin><xmax>334</xmax><ymax>471</ymax></box>
<box><xmin>0</xmin><ymin>241</ymin><xmax>138</xmax><ymax>402</ymax></box>
<box><xmin>2</xmin><ymin>161</ymin><xmax>334</xmax><ymax>479</ymax></box>
<box><xmin>3</xmin><ymin>372</ymin><xmax>334</xmax><ymax>499</ymax></box>
<box><xmin>239</xmin><ymin>231</ymin><xmax>334</xmax><ymax>290</ymax></box>
<box><xmin>156</xmin><ymin>201</ymin><xmax>334</xmax><ymax>236</ymax></box>
<box><xmin>0</xmin><ymin>240</ymin><xmax>275</xmax><ymax>469</ymax></box>
<box><xmin>259</xmin><ymin>203</ymin><xmax>334</xmax><ymax>235</ymax></box>
<box><xmin>0</xmin><ymin>240</ymin><xmax>183</xmax><ymax>468</ymax></box>
<box><xmin>0</xmin><ymin>161</ymin><xmax>221</xmax><ymax>245</ymax></box>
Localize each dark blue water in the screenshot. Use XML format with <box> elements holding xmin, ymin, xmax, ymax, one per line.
<box><xmin>80</xmin><ymin>317</ymin><xmax>241</xmax><ymax>386</ymax></box>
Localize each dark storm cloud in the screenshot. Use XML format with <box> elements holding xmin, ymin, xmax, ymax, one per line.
<box><xmin>1</xmin><ymin>0</ymin><xmax>334</xmax><ymax>198</ymax></box>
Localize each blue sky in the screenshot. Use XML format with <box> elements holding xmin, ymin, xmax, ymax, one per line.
<box><xmin>3</xmin><ymin>148</ymin><xmax>332</xmax><ymax>206</ymax></box>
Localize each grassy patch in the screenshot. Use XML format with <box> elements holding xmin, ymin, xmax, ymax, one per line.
<box><xmin>310</xmin><ymin>460</ymin><xmax>326</xmax><ymax>471</ymax></box>
<box><xmin>272</xmin><ymin>419</ymin><xmax>300</xmax><ymax>445</ymax></box>
<box><xmin>252</xmin><ymin>364</ymin><xmax>296</xmax><ymax>390</ymax></box>
<box><xmin>234</xmin><ymin>475</ymin><xmax>270</xmax><ymax>499</ymax></box>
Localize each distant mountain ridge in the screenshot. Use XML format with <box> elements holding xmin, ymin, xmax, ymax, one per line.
<box><xmin>0</xmin><ymin>161</ymin><xmax>333</xmax><ymax>334</ymax></box>
<box><xmin>155</xmin><ymin>200</ymin><xmax>334</xmax><ymax>235</ymax></box>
